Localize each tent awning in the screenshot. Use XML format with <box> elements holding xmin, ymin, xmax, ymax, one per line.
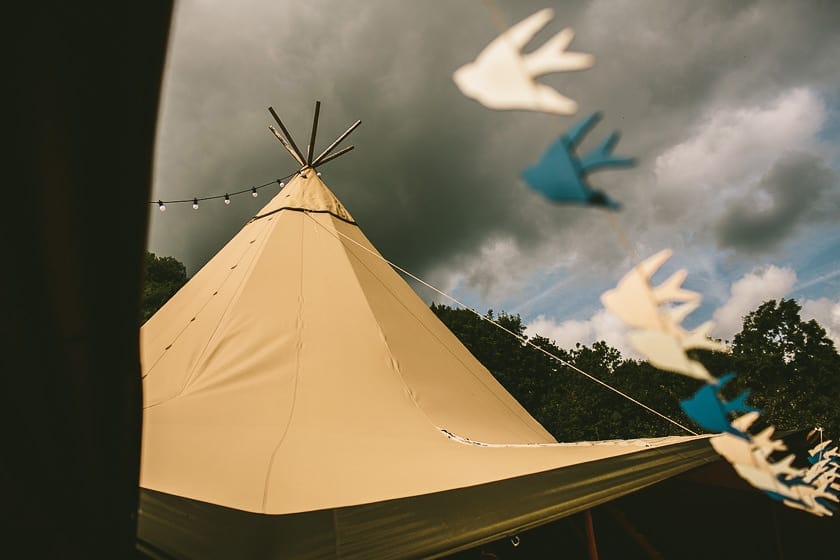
<box><xmin>138</xmin><ymin>436</ymin><xmax>718</xmax><ymax>559</ymax></box>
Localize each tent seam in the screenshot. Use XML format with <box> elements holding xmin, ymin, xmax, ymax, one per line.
<box><xmin>143</xmin><ymin>218</ymin><xmax>274</xmax><ymax>408</ymax></box>
<box><xmin>251</xmin><ymin>206</ymin><xmax>356</xmax><ymax>225</ymax></box>
<box><xmin>174</xmin><ymin>217</ymin><xmax>277</xmax><ymax>397</ymax></box>
<box><xmin>260</xmin><ymin>212</ymin><xmax>306</xmax><ymax>512</ymax></box>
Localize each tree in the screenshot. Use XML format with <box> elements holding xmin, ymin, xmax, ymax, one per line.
<box><xmin>140</xmin><ymin>251</ymin><xmax>187</xmax><ymax>323</ymax></box>
<box><xmin>729</xmin><ymin>299</ymin><xmax>839</xmax><ymax>436</ymax></box>
<box><xmin>430</xmin><ymin>305</ymin><xmax>691</xmax><ymax>441</ymax></box>
<box><xmin>431</xmin><ymin>299</ymin><xmax>839</xmax><ymax>443</ymax></box>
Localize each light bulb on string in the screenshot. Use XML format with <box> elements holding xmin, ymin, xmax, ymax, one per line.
<box><xmin>158</xmin><ymin>200</ymin><xmax>166</xmax><ymax>212</ymax></box>
<box><xmin>276</xmin><ymin>179</ymin><xmax>285</xmax><ymax>189</ymax></box>
<box><xmin>316</xmin><ymin>172</ymin><xmax>321</xmax><ymax>177</ymax></box>
<box><xmin>251</xmin><ymin>187</ymin><xmax>258</xmax><ymax>198</ymax></box>
<box><xmin>224</xmin><ymin>193</ymin><xmax>230</xmax><ymax>205</ymax></box>
<box><xmin>192</xmin><ymin>198</ymin><xmax>199</xmax><ymax>210</ymax></box>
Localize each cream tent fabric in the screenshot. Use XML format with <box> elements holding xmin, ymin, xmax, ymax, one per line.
<box><xmin>140</xmin><ymin>171</ymin><xmax>709</xmax><ymax>518</ymax></box>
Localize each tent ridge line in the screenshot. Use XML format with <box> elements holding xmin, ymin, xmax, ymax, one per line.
<box><xmin>301</xmin><ymin>205</ymin><xmax>694</xmax><ymax>435</ymax></box>
<box><xmin>315</xmin><ymin>212</ymin><xmax>552</xmax><ymax>442</ymax></box>
<box><xmin>303</xmin><ymin>213</ymin><xmax>564</xmax><ymax>442</ymax></box>
<box><xmin>295</xmin><ymin>210</ymin><xmax>443</xmax><ymax>432</ymax></box>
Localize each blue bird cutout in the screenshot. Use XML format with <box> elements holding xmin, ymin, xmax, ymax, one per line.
<box><xmin>521</xmin><ymin>111</ymin><xmax>635</xmax><ymax>210</ymax></box>
<box><xmin>680</xmin><ymin>372</ymin><xmax>759</xmax><ymax>436</ymax></box>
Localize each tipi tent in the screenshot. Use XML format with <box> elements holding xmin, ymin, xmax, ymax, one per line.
<box><xmin>138</xmin><ymin>162</ymin><xmax>718</xmax><ymax>558</ymax></box>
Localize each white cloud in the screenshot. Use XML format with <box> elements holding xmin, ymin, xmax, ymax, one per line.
<box><xmin>523</xmin><ymin>264</ymin><xmax>837</xmax><ymax>359</ymax></box>
<box><xmin>801</xmin><ymin>298</ymin><xmax>840</xmax><ymax>349</ymax></box>
<box><xmin>525</xmin><ymin>309</ymin><xmax>636</xmax><ymax>357</ymax></box>
<box><xmin>654</xmin><ymin>88</ymin><xmax>826</xmax><ymax>195</ymax></box>
<box><xmin>428</xmin><ymin>236</ymin><xmax>530</xmax><ymax>305</ymax></box>
<box><xmin>711</xmin><ymin>266</ymin><xmax>797</xmax><ymax>340</ymax></box>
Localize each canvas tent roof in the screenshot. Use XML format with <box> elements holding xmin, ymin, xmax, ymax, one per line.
<box><xmin>138</xmin><ymin>170</ymin><xmax>719</xmax><ymax>557</ymax></box>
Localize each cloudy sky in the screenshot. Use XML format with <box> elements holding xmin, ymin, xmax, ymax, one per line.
<box><xmin>147</xmin><ymin>0</ymin><xmax>840</xmax><ymax>354</ymax></box>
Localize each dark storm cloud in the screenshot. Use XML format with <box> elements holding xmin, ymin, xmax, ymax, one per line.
<box><xmin>716</xmin><ymin>152</ymin><xmax>839</xmax><ymax>254</ymax></box>
<box><xmin>148</xmin><ymin>0</ymin><xmax>583</xmax><ymax>276</ymax></box>
<box><xmin>149</xmin><ymin>0</ymin><xmax>840</xmax><ymax>298</ymax></box>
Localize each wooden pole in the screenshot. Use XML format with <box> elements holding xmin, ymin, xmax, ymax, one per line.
<box><xmin>306</xmin><ymin>100</ymin><xmax>321</xmax><ymax>165</ymax></box>
<box><xmin>584</xmin><ymin>509</ymin><xmax>599</xmax><ymax>560</ymax></box>
<box><xmin>269</xmin><ymin>125</ymin><xmax>305</xmax><ymax>166</ymax></box>
<box><xmin>312</xmin><ymin>119</ymin><xmax>361</xmax><ymax>166</ymax></box>
<box><xmin>268</xmin><ymin>106</ymin><xmax>306</xmax><ymax>164</ymax></box>
<box><xmin>314</xmin><ymin>145</ymin><xmax>354</xmax><ymax>167</ymax></box>
<box><xmin>604</xmin><ymin>505</ymin><xmax>663</xmax><ymax>559</ymax></box>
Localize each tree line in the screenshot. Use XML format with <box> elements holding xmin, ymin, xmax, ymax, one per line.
<box><xmin>430</xmin><ymin>301</ymin><xmax>839</xmax><ymax>441</ymax></box>
<box><xmin>142</xmin><ymin>251</ymin><xmax>838</xmax><ymax>440</ymax></box>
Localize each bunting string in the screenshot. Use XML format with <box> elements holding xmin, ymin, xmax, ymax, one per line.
<box><xmin>457</xmin><ymin>1</ymin><xmax>838</xmax><ymax>516</ymax></box>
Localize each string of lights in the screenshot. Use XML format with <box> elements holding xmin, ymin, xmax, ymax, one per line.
<box><xmin>151</xmin><ymin>100</ymin><xmax>355</xmax><ymax>212</ymax></box>
<box><xmin>150</xmin><ymin>169</ymin><xmax>318</xmax><ymax>211</ymax></box>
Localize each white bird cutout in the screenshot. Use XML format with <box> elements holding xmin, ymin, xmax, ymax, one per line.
<box><xmin>808</xmin><ymin>439</ymin><xmax>840</xmax><ymax>464</ymax></box>
<box><xmin>628</xmin><ymin>329</ymin><xmax>715</xmax><ymax>381</ymax></box>
<box><xmin>710</xmin><ymin>416</ymin><xmax>787</xmax><ymax>465</ymax></box>
<box><xmin>710</xmin><ymin>433</ymin><xmax>758</xmax><ymax>466</ymax></box>
<box><xmin>809</xmin><ymin>439</ymin><xmax>832</xmax><ymax>456</ymax></box>
<box><xmin>453</xmin><ymin>8</ymin><xmax>594</xmax><ymax>114</ymax></box>
<box><xmin>601</xmin><ymin>250</ymin><xmax>699</xmax><ymax>333</ymax></box>
<box><xmin>730</xmin><ymin>411</ymin><xmax>761</xmax><ymax>433</ymax></box>
<box><xmin>601</xmin><ymin>249</ymin><xmax>728</xmax><ymax>380</ymax></box>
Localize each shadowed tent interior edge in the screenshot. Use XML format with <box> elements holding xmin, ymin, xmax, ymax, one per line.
<box><xmin>3</xmin><ymin>4</ymin><xmax>173</xmax><ymax>557</ymax></box>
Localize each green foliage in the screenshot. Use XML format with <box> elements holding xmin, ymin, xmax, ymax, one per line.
<box><xmin>432</xmin><ymin>299</ymin><xmax>839</xmax><ymax>442</ymax></box>
<box><xmin>140</xmin><ymin>251</ymin><xmax>187</xmax><ymax>323</ymax></box>
<box><xmin>728</xmin><ymin>299</ymin><xmax>839</xmax><ymax>437</ymax></box>
<box><xmin>431</xmin><ymin>305</ymin><xmax>696</xmax><ymax>441</ymax></box>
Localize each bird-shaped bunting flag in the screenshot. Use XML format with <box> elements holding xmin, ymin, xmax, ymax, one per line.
<box><xmin>522</xmin><ymin>112</ymin><xmax>634</xmax><ymax>210</ymax></box>
<box><xmin>681</xmin><ymin>381</ymin><xmax>838</xmax><ymax>516</ymax></box>
<box><xmin>453</xmin><ymin>8</ymin><xmax>594</xmax><ymax>115</ymax></box>
<box><xmin>600</xmin><ymin>250</ymin><xmax>727</xmax><ymax>380</ymax></box>
<box><xmin>679</xmin><ymin>373</ymin><xmax>758</xmax><ymax>435</ymax></box>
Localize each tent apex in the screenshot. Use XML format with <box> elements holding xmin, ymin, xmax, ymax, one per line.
<box><xmin>251</xmin><ymin>169</ymin><xmax>355</xmax><ymax>224</ymax></box>
<box><xmin>268</xmin><ymin>101</ymin><xmax>361</xmax><ymax>172</ymax></box>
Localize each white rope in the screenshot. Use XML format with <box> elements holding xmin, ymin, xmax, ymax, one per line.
<box><xmin>302</xmin><ymin>211</ymin><xmax>698</xmax><ymax>436</ymax></box>
<box><xmin>437</xmin><ymin>426</ymin><xmax>686</xmax><ymax>448</ymax></box>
